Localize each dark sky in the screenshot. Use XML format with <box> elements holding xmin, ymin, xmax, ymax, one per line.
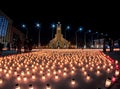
<box><xmin>1</xmin><ymin>1</ymin><xmax>120</xmax><ymax>45</ymax></box>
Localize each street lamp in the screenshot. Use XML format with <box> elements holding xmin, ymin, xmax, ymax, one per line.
<box><xmin>35</xmin><ymin>23</ymin><xmax>41</xmax><ymax>48</ymax></box>
<box><xmin>51</xmin><ymin>23</ymin><xmax>56</xmax><ymax>39</ymax></box>
<box><xmin>75</xmin><ymin>27</ymin><xmax>83</xmax><ymax>48</ymax></box>
<box><xmin>91</xmin><ymin>32</ymin><xmax>98</xmax><ymax>48</ymax></box>
<box><xmin>84</xmin><ymin>29</ymin><xmax>91</xmax><ymax>48</ymax></box>
<box><xmin>22</xmin><ymin>24</ymin><xmax>28</xmax><ymax>39</ymax></box>
<box><xmin>65</xmin><ymin>25</ymin><xmax>70</xmax><ymax>40</ymax></box>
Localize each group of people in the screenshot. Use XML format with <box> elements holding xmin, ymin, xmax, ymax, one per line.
<box><xmin>0</xmin><ymin>38</ymin><xmax>33</xmax><ymax>56</ymax></box>
<box><xmin>103</xmin><ymin>38</ymin><xmax>120</xmax><ymax>52</ymax></box>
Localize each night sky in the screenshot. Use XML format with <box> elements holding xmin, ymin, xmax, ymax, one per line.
<box><xmin>1</xmin><ymin>1</ymin><xmax>120</xmax><ymax>45</ymax></box>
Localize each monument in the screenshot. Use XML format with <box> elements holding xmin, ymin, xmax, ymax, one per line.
<box><xmin>48</xmin><ymin>22</ymin><xmax>70</xmax><ymax>48</ymax></box>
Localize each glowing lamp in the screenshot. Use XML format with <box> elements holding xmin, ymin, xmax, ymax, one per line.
<box><xmin>105</xmin><ymin>78</ymin><xmax>111</xmax><ymax>88</ymax></box>
<box><xmin>115</xmin><ymin>65</ymin><xmax>119</xmax><ymax>69</ymax></box>
<box><xmin>23</xmin><ymin>76</ymin><xmax>27</xmax><ymax>81</ymax></box>
<box><xmin>107</xmin><ymin>68</ymin><xmax>110</xmax><ymax>73</ymax></box>
<box><xmin>47</xmin><ymin>72</ymin><xmax>51</xmax><ymax>76</ymax></box>
<box><xmin>86</xmin><ymin>75</ymin><xmax>90</xmax><ymax>81</ymax></box>
<box><xmin>115</xmin><ymin>60</ymin><xmax>118</xmax><ymax>64</ymax></box>
<box><xmin>83</xmin><ymin>71</ymin><xmax>87</xmax><ymax>76</ymax></box>
<box><xmin>29</xmin><ymin>84</ymin><xmax>34</xmax><ymax>89</ymax></box>
<box><xmin>96</xmin><ymin>70</ymin><xmax>101</xmax><ymax>76</ymax></box>
<box><xmin>27</xmin><ymin>71</ymin><xmax>30</xmax><ymax>75</ymax></box>
<box><xmin>15</xmin><ymin>84</ymin><xmax>20</xmax><ymax>89</ymax></box>
<box><xmin>0</xmin><ymin>78</ymin><xmax>3</xmax><ymax>84</ymax></box>
<box><xmin>42</xmin><ymin>74</ymin><xmax>46</xmax><ymax>80</ymax></box>
<box><xmin>17</xmin><ymin>76</ymin><xmax>21</xmax><ymax>81</ymax></box>
<box><xmin>14</xmin><ymin>71</ymin><xmax>17</xmax><ymax>76</ymax></box>
<box><xmin>115</xmin><ymin>70</ymin><xmax>119</xmax><ymax>77</ymax></box>
<box><xmin>58</xmin><ymin>69</ymin><xmax>61</xmax><ymax>74</ymax></box>
<box><xmin>63</xmin><ymin>71</ymin><xmax>67</xmax><ymax>77</ymax></box>
<box><xmin>6</xmin><ymin>73</ymin><xmax>10</xmax><ymax>78</ymax></box>
<box><xmin>32</xmin><ymin>75</ymin><xmax>36</xmax><ymax>80</ymax></box>
<box><xmin>71</xmin><ymin>79</ymin><xmax>76</xmax><ymax>85</ymax></box>
<box><xmin>55</xmin><ymin>74</ymin><xmax>59</xmax><ymax>80</ymax></box>
<box><xmin>71</xmin><ymin>70</ymin><xmax>75</xmax><ymax>75</ymax></box>
<box><xmin>111</xmin><ymin>76</ymin><xmax>116</xmax><ymax>83</ymax></box>
<box><xmin>46</xmin><ymin>84</ymin><xmax>51</xmax><ymax>89</ymax></box>
<box><xmin>90</xmin><ymin>67</ymin><xmax>93</xmax><ymax>71</ymax></box>
<box><xmin>0</xmin><ymin>68</ymin><xmax>2</xmax><ymax>72</ymax></box>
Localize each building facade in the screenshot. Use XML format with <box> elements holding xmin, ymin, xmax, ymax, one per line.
<box><xmin>48</xmin><ymin>22</ymin><xmax>70</xmax><ymax>48</ymax></box>
<box><xmin>0</xmin><ymin>10</ymin><xmax>25</xmax><ymax>48</ymax></box>
<box><xmin>0</xmin><ymin>10</ymin><xmax>13</xmax><ymax>47</ymax></box>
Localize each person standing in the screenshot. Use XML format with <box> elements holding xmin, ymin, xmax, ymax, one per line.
<box><xmin>103</xmin><ymin>38</ymin><xmax>106</xmax><ymax>52</ymax></box>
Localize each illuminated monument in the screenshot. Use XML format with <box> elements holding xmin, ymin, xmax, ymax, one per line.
<box><xmin>48</xmin><ymin>22</ymin><xmax>70</xmax><ymax>48</ymax></box>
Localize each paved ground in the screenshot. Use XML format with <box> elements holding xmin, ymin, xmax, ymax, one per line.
<box><xmin>103</xmin><ymin>51</ymin><xmax>120</xmax><ymax>89</ymax></box>
<box><xmin>0</xmin><ymin>49</ymin><xmax>120</xmax><ymax>89</ymax></box>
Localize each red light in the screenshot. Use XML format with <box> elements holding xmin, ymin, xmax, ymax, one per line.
<box><xmin>112</xmin><ymin>76</ymin><xmax>116</xmax><ymax>83</ymax></box>
<box><xmin>115</xmin><ymin>65</ymin><xmax>119</xmax><ymax>69</ymax></box>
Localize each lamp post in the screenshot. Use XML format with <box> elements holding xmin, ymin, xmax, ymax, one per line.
<box><xmin>84</xmin><ymin>29</ymin><xmax>91</xmax><ymax>48</ymax></box>
<box><xmin>22</xmin><ymin>24</ymin><xmax>28</xmax><ymax>39</ymax></box>
<box><xmin>75</xmin><ymin>27</ymin><xmax>83</xmax><ymax>48</ymax></box>
<box><xmin>65</xmin><ymin>25</ymin><xmax>70</xmax><ymax>40</ymax></box>
<box><xmin>91</xmin><ymin>32</ymin><xmax>98</xmax><ymax>48</ymax></box>
<box><xmin>51</xmin><ymin>23</ymin><xmax>55</xmax><ymax>39</ymax></box>
<box><xmin>36</xmin><ymin>23</ymin><xmax>41</xmax><ymax>48</ymax></box>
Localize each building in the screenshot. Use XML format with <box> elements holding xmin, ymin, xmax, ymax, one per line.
<box><xmin>48</xmin><ymin>22</ymin><xmax>70</xmax><ymax>48</ymax></box>
<box><xmin>0</xmin><ymin>10</ymin><xmax>25</xmax><ymax>48</ymax></box>
<box><xmin>11</xmin><ymin>27</ymin><xmax>25</xmax><ymax>46</ymax></box>
<box><xmin>0</xmin><ymin>10</ymin><xmax>12</xmax><ymax>47</ymax></box>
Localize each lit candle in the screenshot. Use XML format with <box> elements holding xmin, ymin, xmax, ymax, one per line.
<box><xmin>107</xmin><ymin>68</ymin><xmax>110</xmax><ymax>73</ymax></box>
<box><xmin>71</xmin><ymin>70</ymin><xmax>75</xmax><ymax>75</ymax></box>
<box><xmin>115</xmin><ymin>70</ymin><xmax>119</xmax><ymax>77</ymax></box>
<box><xmin>63</xmin><ymin>71</ymin><xmax>67</xmax><ymax>77</ymax></box>
<box><xmin>27</xmin><ymin>71</ymin><xmax>30</xmax><ymax>75</ymax></box>
<box><xmin>96</xmin><ymin>70</ymin><xmax>101</xmax><ymax>76</ymax></box>
<box><xmin>0</xmin><ymin>68</ymin><xmax>2</xmax><ymax>72</ymax></box>
<box><xmin>115</xmin><ymin>60</ymin><xmax>118</xmax><ymax>64</ymax></box>
<box><xmin>90</xmin><ymin>67</ymin><xmax>93</xmax><ymax>71</ymax></box>
<box><xmin>21</xmin><ymin>71</ymin><xmax>25</xmax><ymax>76</ymax></box>
<box><xmin>83</xmin><ymin>71</ymin><xmax>87</xmax><ymax>76</ymax></box>
<box><xmin>29</xmin><ymin>84</ymin><xmax>34</xmax><ymax>89</ymax></box>
<box><xmin>6</xmin><ymin>73</ymin><xmax>10</xmax><ymax>78</ymax></box>
<box><xmin>81</xmin><ymin>67</ymin><xmax>85</xmax><ymax>71</ymax></box>
<box><xmin>42</xmin><ymin>74</ymin><xmax>46</xmax><ymax>80</ymax></box>
<box><xmin>23</xmin><ymin>76</ymin><xmax>27</xmax><ymax>81</ymax></box>
<box><xmin>71</xmin><ymin>78</ymin><xmax>76</xmax><ymax>85</ymax></box>
<box><xmin>32</xmin><ymin>74</ymin><xmax>36</xmax><ymax>80</ymax></box>
<box><xmin>47</xmin><ymin>72</ymin><xmax>51</xmax><ymax>76</ymax></box>
<box><xmin>17</xmin><ymin>75</ymin><xmax>21</xmax><ymax>81</ymax></box>
<box><xmin>55</xmin><ymin>74</ymin><xmax>59</xmax><ymax>80</ymax></box>
<box><xmin>86</xmin><ymin>75</ymin><xmax>90</xmax><ymax>81</ymax></box>
<box><xmin>46</xmin><ymin>84</ymin><xmax>51</xmax><ymax>89</ymax></box>
<box><xmin>58</xmin><ymin>69</ymin><xmax>61</xmax><ymax>74</ymax></box>
<box><xmin>111</xmin><ymin>76</ymin><xmax>116</xmax><ymax>83</ymax></box>
<box><xmin>105</xmin><ymin>78</ymin><xmax>111</xmax><ymax>88</ymax></box>
<box><xmin>0</xmin><ymin>78</ymin><xmax>3</xmax><ymax>85</ymax></box>
<box><xmin>15</xmin><ymin>83</ymin><xmax>20</xmax><ymax>89</ymax></box>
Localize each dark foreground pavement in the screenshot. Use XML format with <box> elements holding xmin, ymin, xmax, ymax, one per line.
<box><xmin>103</xmin><ymin>51</ymin><xmax>120</xmax><ymax>89</ymax></box>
